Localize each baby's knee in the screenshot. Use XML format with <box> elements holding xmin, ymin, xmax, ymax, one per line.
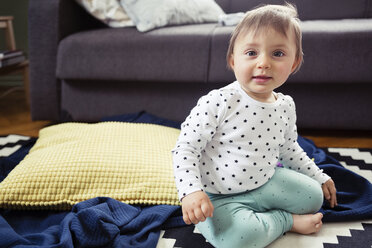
<box><xmin>306</xmin><ymin>180</ymin><xmax>324</xmax><ymax>213</ymax></box>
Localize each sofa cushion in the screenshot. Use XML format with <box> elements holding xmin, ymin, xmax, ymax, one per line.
<box><xmin>75</xmin><ymin>0</ymin><xmax>134</xmax><ymax>28</ymax></box>
<box><xmin>292</xmin><ymin>19</ymin><xmax>372</xmax><ymax>83</ymax></box>
<box><xmin>57</xmin><ymin>24</ymin><xmax>216</xmax><ymax>83</ymax></box>
<box><xmin>120</xmin><ymin>0</ymin><xmax>224</xmax><ymax>32</ymax></box>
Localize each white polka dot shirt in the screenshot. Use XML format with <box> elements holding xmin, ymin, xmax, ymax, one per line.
<box><xmin>172</xmin><ymin>81</ymin><xmax>330</xmax><ymax>201</ymax></box>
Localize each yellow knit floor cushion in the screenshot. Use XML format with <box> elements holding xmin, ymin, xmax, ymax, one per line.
<box><xmin>0</xmin><ymin>122</ymin><xmax>181</xmax><ymax>210</ymax></box>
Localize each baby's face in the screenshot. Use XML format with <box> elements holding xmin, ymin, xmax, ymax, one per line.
<box><xmin>229</xmin><ymin>27</ymin><xmax>299</xmax><ymax>103</ymax></box>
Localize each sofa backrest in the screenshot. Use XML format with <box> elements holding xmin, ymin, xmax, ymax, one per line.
<box><xmin>215</xmin><ymin>0</ymin><xmax>372</xmax><ymax>20</ymax></box>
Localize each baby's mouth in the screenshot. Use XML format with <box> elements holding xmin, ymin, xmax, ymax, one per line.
<box><xmin>252</xmin><ymin>75</ymin><xmax>272</xmax><ymax>83</ymax></box>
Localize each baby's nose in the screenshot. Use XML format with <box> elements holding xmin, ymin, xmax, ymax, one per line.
<box><xmin>257</xmin><ymin>55</ymin><xmax>271</xmax><ymax>69</ymax></box>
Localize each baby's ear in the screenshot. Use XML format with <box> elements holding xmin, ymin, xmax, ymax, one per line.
<box><xmin>291</xmin><ymin>57</ymin><xmax>302</xmax><ymax>74</ymax></box>
<box><xmin>228</xmin><ymin>54</ymin><xmax>235</xmax><ymax>70</ymax></box>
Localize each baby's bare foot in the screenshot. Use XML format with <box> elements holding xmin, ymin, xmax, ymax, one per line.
<box><xmin>290</xmin><ymin>213</ymin><xmax>323</xmax><ymax>234</ymax></box>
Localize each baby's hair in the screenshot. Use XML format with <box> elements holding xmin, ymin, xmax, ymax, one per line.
<box><xmin>226</xmin><ymin>3</ymin><xmax>303</xmax><ymax>73</ymax></box>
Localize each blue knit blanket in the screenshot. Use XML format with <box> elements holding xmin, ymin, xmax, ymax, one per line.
<box><xmin>0</xmin><ymin>112</ymin><xmax>371</xmax><ymax>247</ymax></box>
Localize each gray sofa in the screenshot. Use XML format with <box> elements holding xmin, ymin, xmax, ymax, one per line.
<box><xmin>29</xmin><ymin>0</ymin><xmax>372</xmax><ymax>130</ymax></box>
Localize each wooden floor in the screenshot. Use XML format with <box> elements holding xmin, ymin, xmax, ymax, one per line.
<box><xmin>0</xmin><ymin>86</ymin><xmax>50</xmax><ymax>137</ymax></box>
<box><xmin>1</xmin><ymin>86</ymin><xmax>372</xmax><ymax>148</ymax></box>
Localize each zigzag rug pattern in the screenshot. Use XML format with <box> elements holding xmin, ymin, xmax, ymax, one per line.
<box><xmin>157</xmin><ymin>147</ymin><xmax>372</xmax><ymax>248</ymax></box>
<box><xmin>323</xmin><ymin>223</ymin><xmax>372</xmax><ymax>248</ymax></box>
<box><xmin>0</xmin><ymin>135</ymin><xmax>35</xmax><ymax>157</ymax></box>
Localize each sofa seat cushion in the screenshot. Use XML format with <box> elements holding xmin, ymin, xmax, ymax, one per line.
<box><xmin>57</xmin><ymin>24</ymin><xmax>217</xmax><ymax>83</ymax></box>
<box><xmin>57</xmin><ymin>19</ymin><xmax>372</xmax><ymax>84</ymax></box>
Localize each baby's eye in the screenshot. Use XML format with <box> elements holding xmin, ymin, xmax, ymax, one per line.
<box><xmin>246</xmin><ymin>51</ymin><xmax>257</xmax><ymax>56</ymax></box>
<box><xmin>273</xmin><ymin>51</ymin><xmax>285</xmax><ymax>57</ymax></box>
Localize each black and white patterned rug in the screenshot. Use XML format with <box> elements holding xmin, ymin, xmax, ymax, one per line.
<box><xmin>1</xmin><ymin>135</ymin><xmax>371</xmax><ymax>248</ymax></box>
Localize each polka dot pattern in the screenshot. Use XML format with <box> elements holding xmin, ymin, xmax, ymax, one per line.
<box><xmin>172</xmin><ymin>81</ymin><xmax>330</xmax><ymax>200</ymax></box>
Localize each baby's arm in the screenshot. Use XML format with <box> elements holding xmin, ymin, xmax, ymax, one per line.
<box><xmin>173</xmin><ymin>90</ymin><xmax>225</xmax><ymax>223</ymax></box>
<box><xmin>172</xmin><ymin>90</ymin><xmax>224</xmax><ymax>199</ymax></box>
<box><xmin>181</xmin><ymin>191</ymin><xmax>214</xmax><ymax>225</ymax></box>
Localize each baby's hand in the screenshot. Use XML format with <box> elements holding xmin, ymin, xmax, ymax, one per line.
<box><xmin>181</xmin><ymin>191</ymin><xmax>214</xmax><ymax>225</ymax></box>
<box><xmin>322</xmin><ymin>179</ymin><xmax>337</xmax><ymax>208</ymax></box>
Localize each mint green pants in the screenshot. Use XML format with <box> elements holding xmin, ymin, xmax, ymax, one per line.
<box><xmin>196</xmin><ymin>167</ymin><xmax>324</xmax><ymax>248</ymax></box>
